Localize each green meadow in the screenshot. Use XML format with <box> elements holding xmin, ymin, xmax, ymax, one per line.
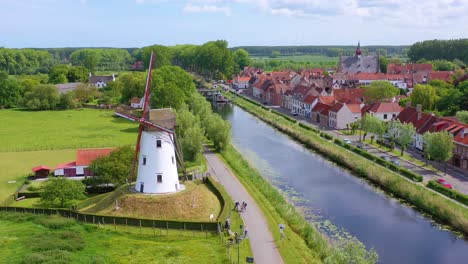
<box><xmin>0</xmin><ymin>108</ymin><xmax>137</xmax><ymax>152</ymax></box>
<box><xmin>0</xmin><ymin>213</ymin><xmax>228</xmax><ymax>264</ymax></box>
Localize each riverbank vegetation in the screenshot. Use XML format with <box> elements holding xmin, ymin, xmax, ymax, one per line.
<box><xmin>225</xmin><ymin>92</ymin><xmax>468</xmax><ymax>237</ymax></box>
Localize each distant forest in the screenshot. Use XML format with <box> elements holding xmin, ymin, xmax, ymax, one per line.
<box><xmin>408</xmin><ymin>39</ymin><xmax>468</xmax><ymax>64</ymax></box>
<box><xmin>231</xmin><ymin>45</ymin><xmax>410</xmax><ymax>57</ymax></box>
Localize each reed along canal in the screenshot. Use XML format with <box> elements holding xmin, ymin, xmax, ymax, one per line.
<box><xmin>218</xmin><ymin>104</ymin><xmax>468</xmax><ymax>264</ymax></box>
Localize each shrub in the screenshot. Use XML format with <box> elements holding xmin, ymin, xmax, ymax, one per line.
<box><xmin>28</xmin><ymin>231</ymin><xmax>85</xmax><ymax>252</ymax></box>
<box><xmin>22</xmin><ymin>250</ymin><xmax>72</xmax><ymax>264</ymax></box>
<box><xmin>427</xmin><ymin>181</ymin><xmax>468</xmax><ymax>206</ymax></box>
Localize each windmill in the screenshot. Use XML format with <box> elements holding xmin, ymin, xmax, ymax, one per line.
<box><xmin>115</xmin><ymin>51</ymin><xmax>185</xmax><ymax>194</ymax></box>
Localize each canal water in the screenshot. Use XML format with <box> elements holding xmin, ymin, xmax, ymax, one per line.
<box><xmin>219</xmin><ymin>104</ymin><xmax>468</xmax><ymax>264</ymax></box>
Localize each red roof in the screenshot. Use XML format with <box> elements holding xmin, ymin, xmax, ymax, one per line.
<box><xmin>429</xmin><ymin>71</ymin><xmax>454</xmax><ymax>82</ymax></box>
<box><xmin>76</xmin><ymin>148</ymin><xmax>114</xmax><ymax>166</ymax></box>
<box><xmin>312</xmin><ymin>102</ymin><xmax>331</xmax><ymax>116</ymax></box>
<box><xmin>330</xmin><ymin>102</ymin><xmax>345</xmax><ymax>112</ymax></box>
<box><xmin>55</xmin><ymin>161</ymin><xmax>76</xmax><ymax>170</ymax></box>
<box><xmin>130</xmin><ymin>97</ymin><xmax>141</xmax><ymax>104</ymax></box>
<box><xmin>396</xmin><ymin>106</ymin><xmax>437</xmax><ymax>134</ymax></box>
<box><xmin>318</xmin><ymin>96</ymin><xmax>335</xmax><ymax>105</ymax></box>
<box><xmin>304</xmin><ymin>95</ymin><xmax>318</xmax><ymax>104</ymax></box>
<box><xmin>32</xmin><ymin>165</ymin><xmax>51</xmax><ymax>172</ymax></box>
<box><xmin>454</xmin><ymin>128</ymin><xmax>468</xmax><ymax>145</ymax></box>
<box><xmin>369</xmin><ymin>102</ymin><xmax>402</xmax><ymax>113</ymax></box>
<box><xmin>334</xmin><ymin>88</ymin><xmax>366</xmax><ymax>104</ymax></box>
<box><xmin>347</xmin><ymin>104</ymin><xmax>362</xmax><ymax>113</ymax></box>
<box><xmin>237</xmin><ymin>76</ymin><xmax>251</xmax><ymax>82</ymax></box>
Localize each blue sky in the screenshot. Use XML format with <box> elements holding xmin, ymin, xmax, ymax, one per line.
<box><xmin>1</xmin><ymin>0</ymin><xmax>468</xmax><ymax>48</ymax></box>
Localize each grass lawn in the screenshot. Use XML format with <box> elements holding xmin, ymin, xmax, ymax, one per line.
<box><xmin>0</xmin><ymin>108</ymin><xmax>137</xmax><ymax>152</ymax></box>
<box><xmin>92</xmin><ymin>181</ymin><xmax>221</xmax><ymax>222</ymax></box>
<box><xmin>0</xmin><ymin>212</ymin><xmax>228</xmax><ymax>264</ymax></box>
<box><xmin>0</xmin><ymin>150</ymin><xmax>75</xmax><ymax>203</ymax></box>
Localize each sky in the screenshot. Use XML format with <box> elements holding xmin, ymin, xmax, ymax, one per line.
<box><xmin>1</xmin><ymin>0</ymin><xmax>468</xmax><ymax>48</ymax></box>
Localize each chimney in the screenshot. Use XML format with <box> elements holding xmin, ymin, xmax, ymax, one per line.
<box><xmin>417</xmin><ymin>104</ymin><xmax>422</xmax><ymax>120</ymax></box>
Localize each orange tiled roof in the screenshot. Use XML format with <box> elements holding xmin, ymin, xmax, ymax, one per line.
<box><xmin>76</xmin><ymin>148</ymin><xmax>114</xmax><ymax>166</ymax></box>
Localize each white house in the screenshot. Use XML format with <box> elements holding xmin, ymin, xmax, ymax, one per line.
<box><xmin>367</xmin><ymin>102</ymin><xmax>402</xmax><ymax>121</ymax></box>
<box><xmin>89</xmin><ymin>74</ymin><xmax>116</xmax><ymax>88</ymax></box>
<box><xmin>130</xmin><ymin>97</ymin><xmax>144</xmax><ymax>109</ymax></box>
<box><xmin>55</xmin><ymin>148</ymin><xmax>114</xmax><ymax>177</ymax></box>
<box><xmin>235</xmin><ymin>76</ymin><xmax>251</xmax><ymax>89</ymax></box>
<box><xmin>329</xmin><ymin>103</ymin><xmax>362</xmax><ymax>129</ymax></box>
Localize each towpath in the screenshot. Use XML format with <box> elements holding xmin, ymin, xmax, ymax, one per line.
<box><xmin>204</xmin><ymin>148</ymin><xmax>284</xmax><ymax>264</ymax></box>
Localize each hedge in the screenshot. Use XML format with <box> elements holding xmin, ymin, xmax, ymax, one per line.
<box><xmin>427</xmin><ymin>181</ymin><xmax>468</xmax><ymax>206</ymax></box>
<box><xmin>205</xmin><ymin>177</ymin><xmax>232</xmax><ymax>222</ymax></box>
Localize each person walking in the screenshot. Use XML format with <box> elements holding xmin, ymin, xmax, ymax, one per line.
<box><xmin>244</xmin><ymin>227</ymin><xmax>248</xmax><ymax>239</ymax></box>
<box><xmin>234</xmin><ymin>201</ymin><xmax>239</xmax><ymax>211</ymax></box>
<box><xmin>243</xmin><ymin>202</ymin><xmax>247</xmax><ymax>211</ymax></box>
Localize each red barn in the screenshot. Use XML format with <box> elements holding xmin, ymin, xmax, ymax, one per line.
<box><xmin>32</xmin><ymin>165</ymin><xmax>51</xmax><ymax>178</ymax></box>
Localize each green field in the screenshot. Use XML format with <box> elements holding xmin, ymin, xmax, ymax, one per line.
<box><xmin>0</xmin><ymin>150</ymin><xmax>75</xmax><ymax>203</ymax></box>
<box><xmin>251</xmin><ymin>54</ymin><xmax>338</xmax><ymax>63</ymax></box>
<box><xmin>0</xmin><ymin>109</ymin><xmax>137</xmax><ymax>152</ymax></box>
<box><xmin>0</xmin><ymin>212</ymin><xmax>228</xmax><ymax>264</ymax></box>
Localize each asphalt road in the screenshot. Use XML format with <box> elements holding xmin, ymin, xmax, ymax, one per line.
<box><xmin>204</xmin><ymin>148</ymin><xmax>284</xmax><ymax>264</ymax></box>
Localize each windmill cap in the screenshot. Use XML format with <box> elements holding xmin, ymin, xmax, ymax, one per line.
<box><xmin>148</xmin><ymin>108</ymin><xmax>176</xmax><ymax>130</ymax></box>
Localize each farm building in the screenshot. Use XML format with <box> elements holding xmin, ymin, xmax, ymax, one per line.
<box><xmin>54</xmin><ymin>148</ymin><xmax>114</xmax><ymax>177</ymax></box>
<box><xmin>32</xmin><ymin>165</ymin><xmax>51</xmax><ymax>178</ymax></box>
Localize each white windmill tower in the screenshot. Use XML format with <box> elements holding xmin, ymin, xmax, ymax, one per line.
<box><xmin>115</xmin><ymin>51</ymin><xmax>185</xmax><ymax>194</ymax></box>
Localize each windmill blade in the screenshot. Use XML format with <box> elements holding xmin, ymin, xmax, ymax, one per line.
<box><xmin>142</xmin><ymin>51</ymin><xmax>155</xmax><ymax>120</ymax></box>
<box><xmin>130</xmin><ymin>123</ymin><xmax>144</xmax><ymax>183</ymax></box>
<box><xmin>114</xmin><ymin>111</ymin><xmax>139</xmax><ymax>122</ymax></box>
<box><xmin>172</xmin><ymin>130</ymin><xmax>186</xmax><ymax>179</ymax></box>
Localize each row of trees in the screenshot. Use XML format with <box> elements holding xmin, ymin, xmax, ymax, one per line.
<box><xmin>235</xmin><ymin>45</ymin><xmax>408</xmax><ymax>57</ymax></box>
<box><xmin>360</xmin><ymin>114</ymin><xmax>455</xmax><ymax>164</ymax></box>
<box><xmin>406</xmin><ymin>80</ymin><xmax>468</xmax><ymax>116</ymax></box>
<box><xmin>70</xmin><ymin>48</ymin><xmax>131</xmax><ymax>72</ymax></box>
<box><xmin>408</xmin><ymin>39</ymin><xmax>468</xmax><ymax>64</ymax></box>
<box><xmin>0</xmin><ymin>48</ymin><xmax>52</xmax><ymax>74</ymax></box>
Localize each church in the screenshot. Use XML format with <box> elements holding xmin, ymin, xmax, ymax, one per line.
<box><xmin>337</xmin><ymin>43</ymin><xmax>379</xmax><ymax>74</ymax></box>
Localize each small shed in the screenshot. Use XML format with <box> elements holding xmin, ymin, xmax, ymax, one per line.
<box><xmin>32</xmin><ymin>165</ymin><xmax>51</xmax><ymax>178</ymax></box>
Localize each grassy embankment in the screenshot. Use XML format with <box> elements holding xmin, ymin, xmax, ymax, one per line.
<box><xmin>225</xmin><ymin>92</ymin><xmax>468</xmax><ymax>237</ymax></box>
<box><xmin>0</xmin><ymin>212</ymin><xmax>228</xmax><ymax>264</ymax></box>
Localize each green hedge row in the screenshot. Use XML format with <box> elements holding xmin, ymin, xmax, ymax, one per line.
<box><xmin>427</xmin><ymin>181</ymin><xmax>468</xmax><ymax>206</ymax></box>
<box><xmin>299</xmin><ymin>122</ymin><xmax>320</xmax><ymax>133</ymax></box>
<box><xmin>333</xmin><ymin>139</ymin><xmax>423</xmax><ymax>182</ymax></box>
<box><xmin>205</xmin><ymin>177</ymin><xmax>232</xmax><ymax>222</ymax></box>
<box><xmin>0</xmin><ymin>206</ymin><xmax>220</xmax><ymax>231</ymax></box>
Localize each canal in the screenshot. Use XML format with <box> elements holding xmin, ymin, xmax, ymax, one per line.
<box><xmin>219</xmin><ymin>104</ymin><xmax>468</xmax><ymax>264</ymax></box>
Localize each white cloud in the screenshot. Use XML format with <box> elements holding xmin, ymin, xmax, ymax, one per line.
<box><xmin>183</xmin><ymin>4</ymin><xmax>231</xmax><ymax>16</ymax></box>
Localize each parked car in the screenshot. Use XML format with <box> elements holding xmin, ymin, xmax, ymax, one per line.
<box><xmin>344</xmin><ymin>138</ymin><xmax>352</xmax><ymax>144</ymax></box>
<box><xmin>381</xmin><ymin>156</ymin><xmax>391</xmax><ymax>162</ymax></box>
<box><xmin>436</xmin><ymin>179</ymin><xmax>453</xmax><ymax>189</ymax></box>
<box><xmin>391</xmin><ymin>159</ymin><xmax>400</xmax><ymax>166</ymax></box>
<box><xmin>291</xmin><ymin>110</ymin><xmax>298</xmax><ymax>116</ymax></box>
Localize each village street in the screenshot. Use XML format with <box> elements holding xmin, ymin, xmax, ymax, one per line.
<box><xmin>203</xmin><ymin>148</ymin><xmax>284</xmax><ymax>264</ymax></box>
<box><xmin>235</xmin><ymin>91</ymin><xmax>468</xmax><ymax>194</ymax></box>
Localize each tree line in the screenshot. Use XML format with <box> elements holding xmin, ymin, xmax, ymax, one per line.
<box><xmin>408</xmin><ymin>39</ymin><xmax>468</xmax><ymax>64</ymax></box>
<box><xmin>233</xmin><ymin>45</ymin><xmax>409</xmax><ymax>57</ymax></box>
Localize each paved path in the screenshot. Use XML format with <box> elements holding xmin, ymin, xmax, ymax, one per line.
<box><xmin>204</xmin><ymin>148</ymin><xmax>284</xmax><ymax>264</ymax></box>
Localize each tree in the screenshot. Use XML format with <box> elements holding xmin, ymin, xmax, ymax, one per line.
<box><xmin>22</xmin><ymin>84</ymin><xmax>60</xmax><ymax>110</ymax></box>
<box><xmin>73</xmin><ymin>84</ymin><xmax>99</xmax><ymax>103</ymax></box>
<box><xmin>119</xmin><ymin>72</ymin><xmax>146</xmax><ymax>103</ymax></box>
<box><xmin>151</xmin><ymin>65</ymin><xmax>196</xmax><ymax>110</ymax></box>
<box><xmin>388</xmin><ymin>121</ymin><xmax>415</xmax><ymax>156</ymax></box>
<box><xmin>410</xmin><ymin>84</ymin><xmax>439</xmax><ymax>111</ymax></box>
<box><xmin>456</xmin><ymin>110</ymin><xmax>468</xmax><ymax>124</ymax></box>
<box><xmin>233</xmin><ymin>48</ymin><xmax>251</xmax><ymax>72</ymax></box>
<box><xmin>41</xmin><ymin>177</ymin><xmax>86</xmax><ymax>207</ymax></box>
<box><xmin>67</xmin><ymin>66</ymin><xmax>89</xmax><ymax>82</ymax></box>
<box><xmin>49</xmin><ymin>64</ymin><xmax>69</xmax><ymax>84</ymax></box>
<box><xmin>0</xmin><ymin>71</ymin><xmax>22</xmax><ymax>108</ymax></box>
<box><xmin>423</xmin><ymin>131</ymin><xmax>455</xmax><ymax>173</ymax></box>
<box><xmin>364</xmin><ymin>81</ymin><xmax>400</xmax><ymax>102</ymax></box>
<box><xmin>89</xmin><ymin>146</ymin><xmax>134</xmax><ymax>186</ymax></box>
<box><xmin>361</xmin><ymin>114</ymin><xmax>385</xmax><ymax>144</ymax></box>
<box><xmin>176</xmin><ymin>107</ymin><xmax>205</xmax><ymax>161</ymax></box>
<box><xmin>205</xmin><ymin>113</ymin><xmax>231</xmax><ymax>151</ymax></box>
<box><xmin>270</xmin><ymin>51</ymin><xmax>280</xmax><ymax>58</ymax></box>
<box><xmin>58</xmin><ymin>92</ymin><xmax>78</xmax><ymax>110</ymax></box>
